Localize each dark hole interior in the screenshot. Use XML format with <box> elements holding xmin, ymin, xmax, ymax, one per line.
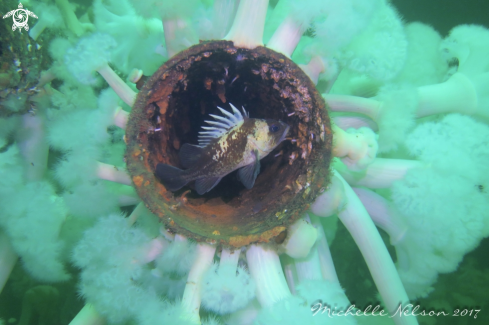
<box><xmin>148</xmin><ymin>48</ymin><xmax>306</xmax><ymax>206</ymax></box>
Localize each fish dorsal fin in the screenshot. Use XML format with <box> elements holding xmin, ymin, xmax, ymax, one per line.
<box><xmin>198</xmin><ymin>103</ymin><xmax>249</xmax><ymax>147</ymax></box>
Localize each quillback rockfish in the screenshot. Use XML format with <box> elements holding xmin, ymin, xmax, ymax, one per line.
<box><xmin>156</xmin><ymin>104</ymin><xmax>289</xmax><ymax>195</ymax></box>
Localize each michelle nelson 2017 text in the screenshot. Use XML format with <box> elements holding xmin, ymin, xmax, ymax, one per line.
<box><xmin>311</xmin><ymin>302</ymin><xmax>481</xmax><ymax>319</ymax></box>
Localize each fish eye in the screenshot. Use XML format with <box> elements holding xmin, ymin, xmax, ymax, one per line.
<box><xmin>269</xmin><ymin>124</ymin><xmax>280</xmax><ymax>133</ymax></box>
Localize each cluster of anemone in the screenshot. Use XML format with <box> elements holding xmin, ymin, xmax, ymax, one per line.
<box><xmin>1</xmin><ymin>0</ymin><xmax>489</xmax><ymax>325</ymax></box>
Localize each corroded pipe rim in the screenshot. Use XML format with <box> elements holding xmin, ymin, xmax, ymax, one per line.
<box><xmin>125</xmin><ymin>40</ymin><xmax>332</xmax><ymax>247</ymax></box>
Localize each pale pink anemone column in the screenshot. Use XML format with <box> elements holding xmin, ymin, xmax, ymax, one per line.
<box><xmin>324</xmin><ymin>72</ymin><xmax>489</xmax><ymax>122</ymax></box>
<box><xmin>334</xmin><ymin>158</ymin><xmax>427</xmax><ymax>189</ymax></box>
<box><xmin>224</xmin><ymin>0</ymin><xmax>269</xmax><ymax>49</ymax></box>
<box><xmin>182</xmin><ymin>243</ymin><xmax>217</xmax><ymax>324</ymax></box>
<box><xmin>0</xmin><ymin>108</ymin><xmax>51</xmax><ymax>293</ymax></box>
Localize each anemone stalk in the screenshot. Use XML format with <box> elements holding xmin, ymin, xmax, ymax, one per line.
<box><xmin>335</xmin><ymin>158</ymin><xmax>427</xmax><ymax>189</ymax></box>
<box><xmin>97</xmin><ymin>64</ymin><xmax>137</xmax><ymax>106</ymax></box>
<box><xmin>309</xmin><ymin>214</ymin><xmax>339</xmax><ymax>282</ymax></box>
<box><xmin>246</xmin><ymin>244</ymin><xmax>291</xmax><ymax>307</ymax></box>
<box><xmin>335</xmin><ymin>172</ymin><xmax>416</xmax><ymax>325</ymax></box>
<box><xmin>353</xmin><ymin>187</ymin><xmax>408</xmax><ymax>245</ymax></box>
<box><xmin>96</xmin><ymin>162</ymin><xmax>132</xmax><ymax>186</ymax></box>
<box><xmin>224</xmin><ymin>0</ymin><xmax>269</xmax><ymax>48</ymax></box>
<box><xmin>182</xmin><ymin>242</ymin><xmax>216</xmax><ymax>323</ymax></box>
<box><xmin>267</xmin><ymin>17</ymin><xmax>302</xmax><ymax>57</ymax></box>
<box><xmin>68</xmin><ymin>304</ymin><xmax>105</xmax><ymax>325</ymax></box>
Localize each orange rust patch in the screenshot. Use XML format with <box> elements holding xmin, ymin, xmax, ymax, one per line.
<box><xmin>228</xmin><ymin>226</ymin><xmax>287</xmax><ymax>247</ymax></box>
<box><xmin>156</xmin><ymin>99</ymin><xmax>168</xmax><ymax>115</ymax></box>
<box><xmin>132</xmin><ymin>149</ymin><xmax>141</xmax><ymax>157</ymax></box>
<box><xmin>149</xmin><ymin>80</ymin><xmax>173</xmax><ymax>104</ymax></box>
<box><xmin>144</xmin><ymin>180</ymin><xmax>150</xmax><ymax>186</ymax></box>
<box><xmin>188</xmin><ymin>199</ymin><xmax>236</xmax><ymax>217</ymax></box>
<box><xmin>133</xmin><ymin>176</ymin><xmax>144</xmax><ymax>187</ymax></box>
<box><xmin>204</xmin><ymin>77</ymin><xmax>212</xmax><ymax>90</ymax></box>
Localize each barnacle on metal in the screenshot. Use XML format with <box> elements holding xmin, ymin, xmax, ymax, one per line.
<box><xmin>125</xmin><ymin>40</ymin><xmax>332</xmax><ymax>246</ymax></box>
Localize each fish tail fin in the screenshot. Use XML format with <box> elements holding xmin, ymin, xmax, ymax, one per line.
<box><xmin>155</xmin><ymin>163</ymin><xmax>188</xmax><ymax>191</ymax></box>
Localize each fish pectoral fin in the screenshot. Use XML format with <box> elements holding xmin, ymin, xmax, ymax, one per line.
<box><xmin>238</xmin><ymin>150</ymin><xmax>261</xmax><ymax>190</ymax></box>
<box><xmin>179</xmin><ymin>143</ymin><xmax>204</xmax><ymax>169</ymax></box>
<box><xmin>195</xmin><ymin>176</ymin><xmax>222</xmax><ymax>195</ymax></box>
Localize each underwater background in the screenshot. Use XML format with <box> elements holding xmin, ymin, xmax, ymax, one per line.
<box><xmin>1</xmin><ymin>0</ymin><xmax>489</xmax><ymax>324</ymax></box>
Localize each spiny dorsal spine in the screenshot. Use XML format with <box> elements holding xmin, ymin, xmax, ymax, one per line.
<box><xmin>198</xmin><ymin>103</ymin><xmax>249</xmax><ymax>147</ymax></box>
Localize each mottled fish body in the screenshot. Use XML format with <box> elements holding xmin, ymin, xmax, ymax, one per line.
<box><xmin>156</xmin><ymin>104</ymin><xmax>289</xmax><ymax>195</ymax></box>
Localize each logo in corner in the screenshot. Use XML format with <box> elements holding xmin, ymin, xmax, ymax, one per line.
<box><xmin>2</xmin><ymin>3</ymin><xmax>38</xmax><ymax>32</ymax></box>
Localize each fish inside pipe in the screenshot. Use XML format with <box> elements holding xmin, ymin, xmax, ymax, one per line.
<box><xmin>156</xmin><ymin>104</ymin><xmax>290</xmax><ymax>195</ymax></box>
